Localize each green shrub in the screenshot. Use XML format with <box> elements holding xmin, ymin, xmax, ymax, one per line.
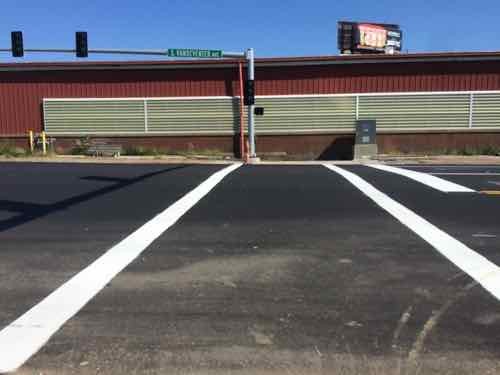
<box><xmin>70</xmin><ymin>137</ymin><xmax>91</xmax><ymax>155</ymax></box>
<box><xmin>0</xmin><ymin>142</ymin><xmax>27</xmax><ymax>157</ymax></box>
<box><xmin>479</xmin><ymin>145</ymin><xmax>500</xmax><ymax>156</ymax></box>
<box><xmin>455</xmin><ymin>145</ymin><xmax>500</xmax><ymax>156</ymax></box>
<box><xmin>457</xmin><ymin>147</ymin><xmax>474</xmax><ymax>156</ymax></box>
<box><xmin>70</xmin><ymin>145</ymin><xmax>88</xmax><ymax>155</ymax></box>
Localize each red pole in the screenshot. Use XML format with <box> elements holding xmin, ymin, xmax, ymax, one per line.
<box><xmin>238</xmin><ymin>61</ymin><xmax>246</xmax><ymax>161</ymax></box>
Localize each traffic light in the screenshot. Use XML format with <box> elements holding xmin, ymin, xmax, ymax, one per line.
<box><xmin>75</xmin><ymin>31</ymin><xmax>88</xmax><ymax>58</ymax></box>
<box><xmin>244</xmin><ymin>79</ymin><xmax>255</xmax><ymax>106</ymax></box>
<box><xmin>11</xmin><ymin>31</ymin><xmax>24</xmax><ymax>57</ymax></box>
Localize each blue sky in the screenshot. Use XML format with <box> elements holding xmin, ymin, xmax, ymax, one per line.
<box><xmin>0</xmin><ymin>0</ymin><xmax>498</xmax><ymax>62</ymax></box>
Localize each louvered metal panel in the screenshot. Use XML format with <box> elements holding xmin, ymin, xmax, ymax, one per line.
<box><xmin>43</xmin><ymin>92</ymin><xmax>500</xmax><ymax>136</ymax></box>
<box><xmin>44</xmin><ymin>100</ymin><xmax>145</xmax><ymax>134</ymax></box>
<box><xmin>472</xmin><ymin>93</ymin><xmax>500</xmax><ymax>128</ymax></box>
<box><xmin>254</xmin><ymin>96</ymin><xmax>356</xmax><ymax>133</ymax></box>
<box><xmin>358</xmin><ymin>94</ymin><xmax>470</xmax><ymax>129</ymax></box>
<box><xmin>146</xmin><ymin>98</ymin><xmax>239</xmax><ymax>134</ymax></box>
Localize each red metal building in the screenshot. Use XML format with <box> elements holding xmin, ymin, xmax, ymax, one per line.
<box><xmin>1</xmin><ymin>52</ymin><xmax>500</xmax><ymax>158</ymax></box>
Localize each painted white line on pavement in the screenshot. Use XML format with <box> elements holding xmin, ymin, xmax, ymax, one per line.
<box><xmin>404</xmin><ymin>165</ymin><xmax>500</xmax><ymax>169</ymax></box>
<box><xmin>430</xmin><ymin>173</ymin><xmax>500</xmax><ymax>176</ymax></box>
<box><xmin>368</xmin><ymin>164</ymin><xmax>475</xmax><ymax>192</ymax></box>
<box><xmin>0</xmin><ymin>162</ymin><xmax>242</xmax><ymax>374</ymax></box>
<box><xmin>324</xmin><ymin>164</ymin><xmax>500</xmax><ymax>300</ymax></box>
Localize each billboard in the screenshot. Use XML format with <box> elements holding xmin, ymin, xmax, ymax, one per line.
<box><xmin>338</xmin><ymin>21</ymin><xmax>402</xmax><ymax>54</ymax></box>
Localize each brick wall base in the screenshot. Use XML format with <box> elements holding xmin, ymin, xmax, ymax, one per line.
<box><xmin>2</xmin><ymin>132</ymin><xmax>500</xmax><ymax>160</ymax></box>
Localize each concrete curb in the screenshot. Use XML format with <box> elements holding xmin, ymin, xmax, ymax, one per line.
<box><xmin>378</xmin><ymin>155</ymin><xmax>500</xmax><ymax>165</ymax></box>
<box><xmin>2</xmin><ymin>154</ymin><xmax>500</xmax><ymax>165</ymax></box>
<box><xmin>0</xmin><ymin>155</ymin><xmax>237</xmax><ymax>165</ymax></box>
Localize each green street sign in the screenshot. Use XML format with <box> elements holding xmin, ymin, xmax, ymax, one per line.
<box><xmin>167</xmin><ymin>48</ymin><xmax>223</xmax><ymax>58</ymax></box>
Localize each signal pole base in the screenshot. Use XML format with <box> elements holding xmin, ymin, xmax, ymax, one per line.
<box><xmin>247</xmin><ymin>156</ymin><xmax>261</xmax><ymax>164</ymax></box>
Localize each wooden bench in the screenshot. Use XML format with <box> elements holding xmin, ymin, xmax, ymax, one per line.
<box><xmin>86</xmin><ymin>140</ymin><xmax>122</xmax><ymax>157</ymax></box>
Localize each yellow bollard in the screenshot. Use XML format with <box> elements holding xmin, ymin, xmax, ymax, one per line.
<box><xmin>28</xmin><ymin>130</ymin><xmax>34</xmax><ymax>153</ymax></box>
<box><xmin>41</xmin><ymin>131</ymin><xmax>47</xmax><ymax>155</ymax></box>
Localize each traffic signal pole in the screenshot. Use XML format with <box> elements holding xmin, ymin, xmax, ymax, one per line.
<box><xmin>246</xmin><ymin>48</ymin><xmax>257</xmax><ymax>160</ymax></box>
<box><xmin>238</xmin><ymin>62</ymin><xmax>246</xmax><ymax>161</ymax></box>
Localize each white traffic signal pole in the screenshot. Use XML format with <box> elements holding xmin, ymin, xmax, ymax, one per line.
<box><xmin>246</xmin><ymin>48</ymin><xmax>256</xmax><ymax>159</ymax></box>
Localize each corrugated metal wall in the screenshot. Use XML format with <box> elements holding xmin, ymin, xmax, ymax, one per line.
<box><xmin>472</xmin><ymin>93</ymin><xmax>500</xmax><ymax>127</ymax></box>
<box><xmin>44</xmin><ymin>92</ymin><xmax>500</xmax><ymax>135</ymax></box>
<box><xmin>2</xmin><ymin>60</ymin><xmax>500</xmax><ymax>135</ymax></box>
<box><xmin>254</xmin><ymin>96</ymin><xmax>355</xmax><ymax>133</ymax></box>
<box><xmin>44</xmin><ymin>100</ymin><xmax>146</xmax><ymax>133</ymax></box>
<box><xmin>0</xmin><ymin>68</ymin><xmax>237</xmax><ymax>136</ymax></box>
<box><xmin>147</xmin><ymin>98</ymin><xmax>239</xmax><ymax>134</ymax></box>
<box><xmin>44</xmin><ymin>98</ymin><xmax>240</xmax><ymax>135</ymax></box>
<box><xmin>256</xmin><ymin>62</ymin><xmax>500</xmax><ymax>95</ymax></box>
<box><xmin>357</xmin><ymin>94</ymin><xmax>471</xmax><ymax>129</ymax></box>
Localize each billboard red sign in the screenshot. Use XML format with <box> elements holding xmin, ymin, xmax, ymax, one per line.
<box><xmin>338</xmin><ymin>21</ymin><xmax>402</xmax><ymax>54</ymax></box>
<box><xmin>357</xmin><ymin>24</ymin><xmax>387</xmax><ymax>49</ymax></box>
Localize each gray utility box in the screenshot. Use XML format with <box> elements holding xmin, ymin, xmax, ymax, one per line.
<box><xmin>354</xmin><ymin>120</ymin><xmax>378</xmax><ymax>160</ymax></box>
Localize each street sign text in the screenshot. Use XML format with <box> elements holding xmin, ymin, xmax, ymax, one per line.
<box><xmin>167</xmin><ymin>49</ymin><xmax>222</xmax><ymax>58</ymax></box>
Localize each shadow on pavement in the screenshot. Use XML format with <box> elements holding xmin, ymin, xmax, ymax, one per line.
<box><xmin>0</xmin><ymin>165</ymin><xmax>189</xmax><ymax>233</ymax></box>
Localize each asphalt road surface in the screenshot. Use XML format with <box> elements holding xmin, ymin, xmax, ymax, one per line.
<box><xmin>1</xmin><ymin>162</ymin><xmax>500</xmax><ymax>375</ymax></box>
